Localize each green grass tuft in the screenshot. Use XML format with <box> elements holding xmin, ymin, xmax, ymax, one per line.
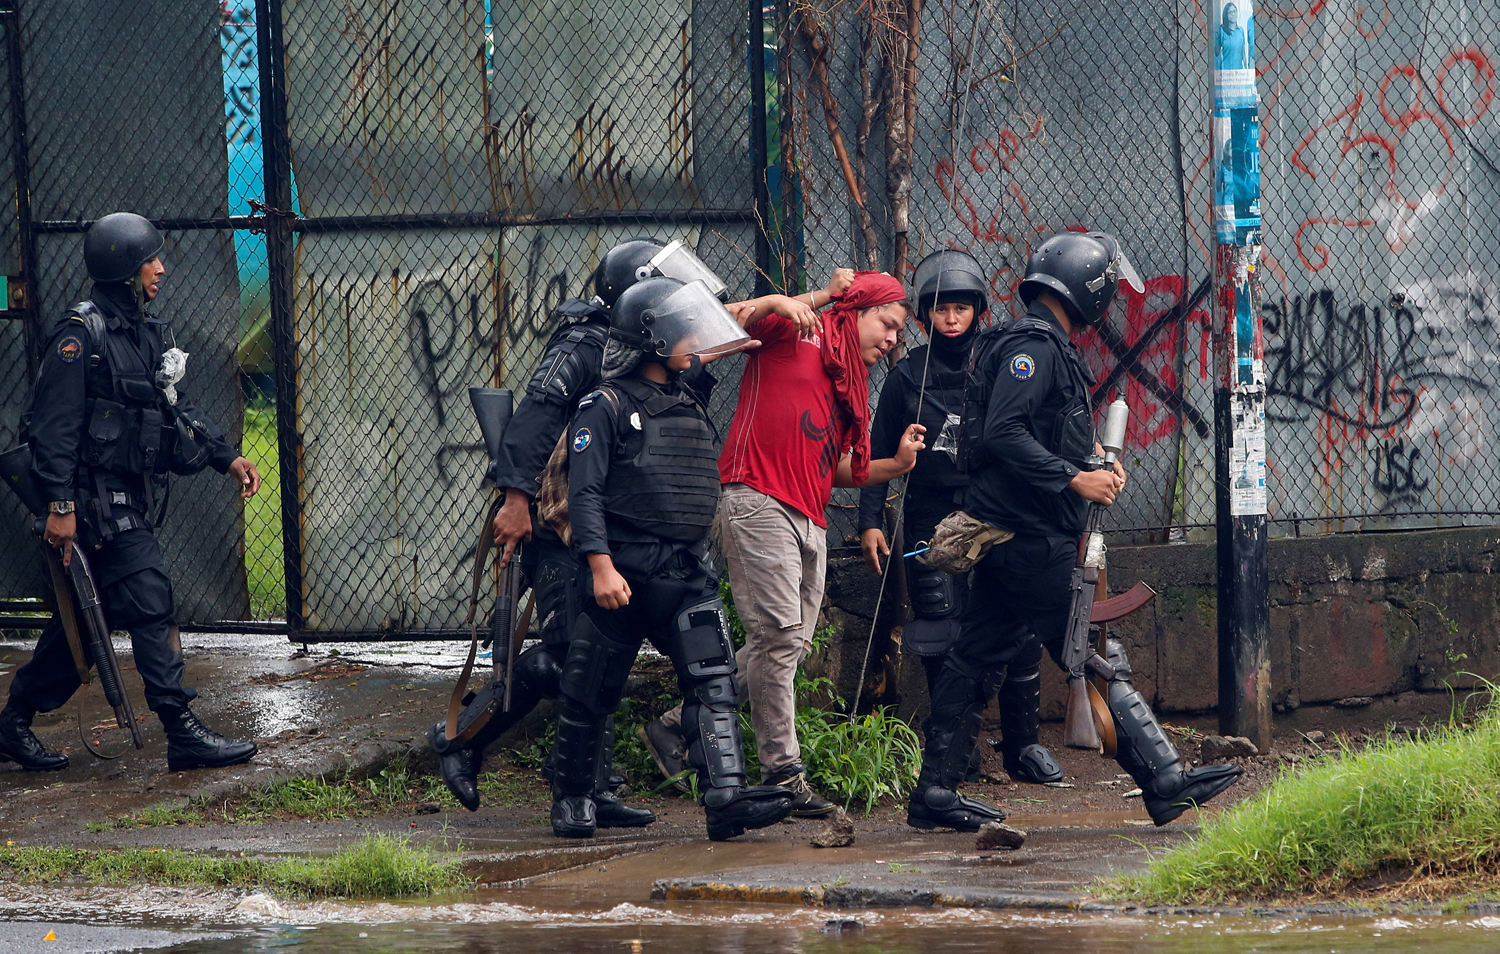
<box><xmin>0</xmin><ymin>833</ymin><xmax>468</xmax><ymax>899</ymax></box>
<box><xmin>1104</xmin><ymin>704</ymin><xmax>1500</xmax><ymax>904</ymax></box>
<box><xmin>243</xmin><ymin>403</ymin><xmax>285</xmax><ymax>620</ymax></box>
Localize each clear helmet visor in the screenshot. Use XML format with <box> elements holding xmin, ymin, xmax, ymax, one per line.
<box><xmin>646</xmin><ymin>240</ymin><xmax>729</xmax><ymax>301</ymax></box>
<box><xmin>642</xmin><ymin>280</ymin><xmax>752</xmax><ymax>358</ymax></box>
<box><xmin>1085</xmin><ymin>231</ymin><xmax>1145</xmax><ymax>293</ymax></box>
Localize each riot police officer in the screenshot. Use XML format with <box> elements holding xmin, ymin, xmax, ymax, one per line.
<box><xmin>0</xmin><ymin>212</ymin><xmax>261</xmax><ymax>772</ymax></box>
<box><xmin>428</xmin><ymin>238</ymin><xmax>673</xmax><ymax>823</ymax></box>
<box><xmin>428</xmin><ymin>238</ymin><xmax>812</xmax><ymax>819</ymax></box>
<box><xmin>552</xmin><ymin>276</ymin><xmax>793</xmax><ymax>839</ymax></box>
<box><xmin>907</xmin><ymin>231</ymin><xmax>1242</xmax><ymax>831</ymax></box>
<box><xmin>858</xmin><ymin>250</ymin><xmax>1062</xmax><ymax>785</ymax></box>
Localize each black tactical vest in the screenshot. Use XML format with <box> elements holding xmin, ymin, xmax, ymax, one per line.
<box><xmin>601</xmin><ymin>375</ymin><xmax>720</xmax><ymax>543</ymax></box>
<box><xmin>898</xmin><ymin>346</ymin><xmax>969</xmax><ymax>488</ymax></box>
<box><xmin>957</xmin><ymin>317</ymin><xmax>1094</xmax><ymax>473</ymax></box>
<box><xmin>74</xmin><ymin>302</ymin><xmax>171</xmax><ymax>478</ymax></box>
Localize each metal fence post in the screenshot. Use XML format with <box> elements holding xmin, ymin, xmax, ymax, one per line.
<box><xmin>254</xmin><ymin>0</ymin><xmax>303</xmax><ymax>633</ymax></box>
<box><xmin>1210</xmin><ymin>0</ymin><xmax>1270</xmax><ymax>750</ymax></box>
<box><xmin>1</xmin><ymin>1</ymin><xmax>37</xmax><ymax>369</ymax></box>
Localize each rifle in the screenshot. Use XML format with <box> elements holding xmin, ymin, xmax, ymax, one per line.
<box><xmin>1060</xmin><ymin>398</ymin><xmax>1152</xmax><ymax>752</ymax></box>
<box><xmin>443</xmin><ymin>388</ymin><xmax>533</xmax><ymax>745</ymax></box>
<box><xmin>0</xmin><ymin>445</ymin><xmax>144</xmax><ymax>753</ymax></box>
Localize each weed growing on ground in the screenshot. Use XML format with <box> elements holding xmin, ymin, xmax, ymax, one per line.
<box><xmin>1103</xmin><ymin>700</ymin><xmax>1500</xmax><ymax>904</ymax></box>
<box><xmin>93</xmin><ymin>767</ymin><xmax>543</xmax><ymax>830</ymax></box>
<box><xmin>0</xmin><ymin>833</ymin><xmax>466</xmax><ymax>899</ymax></box>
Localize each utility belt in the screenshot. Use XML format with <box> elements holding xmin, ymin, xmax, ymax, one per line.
<box><xmin>78</xmin><ymin>473</ymin><xmax>162</xmax><ymax>545</ymax></box>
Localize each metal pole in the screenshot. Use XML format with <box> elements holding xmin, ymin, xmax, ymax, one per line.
<box><xmin>1209</xmin><ymin>0</ymin><xmax>1270</xmax><ymax>749</ymax></box>
<box><xmin>748</xmin><ymin>0</ymin><xmax>772</xmax><ymax>296</ymax></box>
<box><xmin>1</xmin><ymin>2</ymin><xmax>38</xmax><ymax>369</ymax></box>
<box><xmin>255</xmin><ymin>0</ymin><xmax>304</xmax><ymax>634</ymax></box>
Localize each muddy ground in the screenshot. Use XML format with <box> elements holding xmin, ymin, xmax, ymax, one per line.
<box><xmin>0</xmin><ymin>628</ymin><xmax>1477</xmax><ymax>908</ymax></box>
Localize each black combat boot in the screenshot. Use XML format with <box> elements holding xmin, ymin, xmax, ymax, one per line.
<box><xmin>428</xmin><ymin>721</ymin><xmax>487</xmax><ymax>812</ymax></box>
<box><xmin>703</xmin><ymin>784</ymin><xmax>795</xmax><ymax>841</ymax></box>
<box><xmin>550</xmin><ymin>711</ymin><xmax>604</xmax><ymax>838</ymax></box>
<box><xmin>1102</xmin><ymin>641</ymin><xmax>1242</xmax><ymax>826</ymax></box>
<box><xmin>907</xmin><ymin>661</ymin><xmax>1005</xmax><ymax>832</ymax></box>
<box><xmin>160</xmin><ymin>707</ymin><xmax>257</xmax><ymax>771</ymax></box>
<box><xmin>594</xmin><ymin>717</ymin><xmax>654</xmax><ymax>828</ymax></box>
<box><xmin>0</xmin><ymin>702</ymin><xmax>68</xmax><ymax>771</ymax></box>
<box><xmin>996</xmin><ymin>662</ymin><xmax>1064</xmax><ymax>783</ymax></box>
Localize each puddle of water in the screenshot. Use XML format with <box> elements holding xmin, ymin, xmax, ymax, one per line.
<box><xmin>3</xmin><ymin>887</ymin><xmax>1500</xmax><ymax>953</ymax></box>
<box><xmin>101</xmin><ymin>909</ymin><xmax>1500</xmax><ymax>954</ymax></box>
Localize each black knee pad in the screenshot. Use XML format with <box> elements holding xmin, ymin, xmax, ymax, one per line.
<box><xmin>906</xmin><ymin>559</ymin><xmax>960</xmax><ymax>619</ymax></box>
<box><xmin>558</xmin><ymin>614</ymin><xmax>637</xmax><ymax>716</ymax></box>
<box><xmin>1103</xmin><ymin>633</ymin><xmax>1133</xmax><ymax>681</ymax></box>
<box><xmin>533</xmin><ymin>556</ymin><xmax>581</xmax><ymax>649</ymax></box>
<box><xmin>514</xmin><ymin>641</ymin><xmax>564</xmax><ymax>699</ymax></box>
<box><xmin>663</xmin><ymin>598</ymin><xmax>735</xmax><ymax>681</ymax></box>
<box><xmin>903</xmin><ymin>617</ymin><xmax>961</xmax><ymax>657</ymax></box>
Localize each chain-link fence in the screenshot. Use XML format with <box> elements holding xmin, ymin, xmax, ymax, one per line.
<box><xmin>789</xmin><ymin>0</ymin><xmax>1500</xmax><ymax>547</ymax></box>
<box><xmin>1</xmin><ymin>0</ymin><xmax>1495</xmax><ymax>636</ymax></box>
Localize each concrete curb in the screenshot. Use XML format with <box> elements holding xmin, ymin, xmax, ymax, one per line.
<box><xmin>650</xmin><ymin>878</ymin><xmax>1092</xmax><ymax>911</ymax></box>
<box><xmin>651</xmin><ymin>878</ymin><xmax>1500</xmax><ymax>918</ymax></box>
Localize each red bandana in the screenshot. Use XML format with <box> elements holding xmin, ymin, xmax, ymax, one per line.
<box><xmin>818</xmin><ymin>271</ymin><xmax>908</xmax><ymax>485</ymax></box>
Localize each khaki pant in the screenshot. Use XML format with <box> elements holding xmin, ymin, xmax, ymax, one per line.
<box><xmin>661</xmin><ymin>483</ymin><xmax>828</xmax><ymax>779</ymax></box>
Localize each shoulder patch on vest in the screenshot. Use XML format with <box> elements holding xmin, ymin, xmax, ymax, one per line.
<box><xmin>571</xmin><ymin>427</ymin><xmax>592</xmax><ymax>453</ymax></box>
<box><xmin>1010</xmin><ymin>353</ymin><xmax>1036</xmax><ymax>380</ymax></box>
<box><xmin>57</xmin><ymin>336</ymin><xmax>84</xmax><ymax>363</ymax></box>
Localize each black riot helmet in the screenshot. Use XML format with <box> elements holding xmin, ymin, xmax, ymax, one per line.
<box><xmin>611</xmin><ymin>277</ymin><xmax>751</xmax><ymax>363</ymax></box>
<box><xmin>910</xmin><ymin>249</ymin><xmax>989</xmax><ymax>326</ymax></box>
<box><xmin>84</xmin><ymin>212</ymin><xmax>164</xmax><ymax>283</ymax></box>
<box><xmin>1018</xmin><ymin>231</ymin><xmax>1144</xmax><ymax>327</ymax></box>
<box><xmin>592</xmin><ymin>237</ymin><xmax>729</xmax><ymax>307</ymax></box>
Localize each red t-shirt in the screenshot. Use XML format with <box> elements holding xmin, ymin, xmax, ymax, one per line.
<box><xmin>718</xmin><ymin>314</ymin><xmax>853</xmax><ymax>527</ymax></box>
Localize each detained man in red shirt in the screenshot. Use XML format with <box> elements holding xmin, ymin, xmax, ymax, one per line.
<box><xmin>645</xmin><ymin>271</ymin><xmax>925</xmax><ymax>817</ymax></box>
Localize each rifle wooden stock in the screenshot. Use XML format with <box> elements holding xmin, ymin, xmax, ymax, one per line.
<box><xmin>1060</xmin><ymin>558</ymin><xmax>1102</xmax><ymax>750</ymax></box>
<box><xmin>1063</xmin><ymin>676</ymin><xmax>1101</xmax><ymax>749</ymax></box>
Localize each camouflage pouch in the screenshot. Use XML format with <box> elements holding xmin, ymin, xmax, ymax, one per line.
<box><xmin>920</xmin><ymin>510</ymin><xmax>1014</xmax><ymax>574</ymax></box>
<box><xmin>535</xmin><ymin>430</ymin><xmax>573</xmax><ymax>546</ymax></box>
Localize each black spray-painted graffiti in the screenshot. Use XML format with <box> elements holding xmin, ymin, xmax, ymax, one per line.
<box><xmin>1262</xmin><ymin>288</ymin><xmax>1491</xmax><ymax>429</ymax></box>
<box><xmin>1370</xmin><ymin>437</ymin><xmax>1430</xmax><ymax>508</ymax></box>
<box><xmin>405</xmin><ymin>250</ymin><xmax>580</xmax><ymax>485</ymax></box>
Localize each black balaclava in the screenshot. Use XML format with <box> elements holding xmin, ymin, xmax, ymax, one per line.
<box><xmin>925</xmin><ymin>290</ymin><xmax>983</xmax><ymax>369</ymax></box>
<box><xmin>90</xmin><ymin>281</ymin><xmax>144</xmax><ymax>321</ymax></box>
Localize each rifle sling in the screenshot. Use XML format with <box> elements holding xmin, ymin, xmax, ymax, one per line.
<box><xmin>445</xmin><ymin>493</ymin><xmax>504</xmax><ymax>744</ymax></box>
<box><xmin>42</xmin><ymin>544</ymin><xmax>91</xmax><ymax>686</ymax></box>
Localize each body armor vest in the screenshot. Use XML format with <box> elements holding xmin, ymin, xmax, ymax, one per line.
<box><xmin>74</xmin><ymin>301</ymin><xmax>170</xmax><ymax>478</ymax></box>
<box><xmin>898</xmin><ymin>346</ymin><xmax>968</xmax><ymax>488</ymax></box>
<box><xmin>601</xmin><ymin>376</ymin><xmax>719</xmax><ymax>543</ymax></box>
<box><xmin>958</xmin><ymin>317</ymin><xmax>1094</xmax><ymax>473</ymax></box>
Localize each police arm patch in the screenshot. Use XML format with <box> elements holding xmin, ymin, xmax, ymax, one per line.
<box><xmin>57</xmin><ymin>336</ymin><xmax>84</xmax><ymax>364</ymax></box>
<box><xmin>1010</xmin><ymin>353</ymin><xmax>1036</xmax><ymax>380</ymax></box>
<box><xmin>571</xmin><ymin>427</ymin><xmax>592</xmax><ymax>452</ymax></box>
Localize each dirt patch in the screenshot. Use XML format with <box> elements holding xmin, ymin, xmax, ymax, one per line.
<box><xmin>249</xmin><ymin>660</ymin><xmax>368</xmax><ymax>686</ymax></box>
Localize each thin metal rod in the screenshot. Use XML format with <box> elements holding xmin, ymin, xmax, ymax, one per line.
<box><xmin>748</xmin><ymin>0</ymin><xmax>772</xmax><ymax>295</ymax></box>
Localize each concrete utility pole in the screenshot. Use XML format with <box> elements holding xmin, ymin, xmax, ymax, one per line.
<box><xmin>1209</xmin><ymin>0</ymin><xmax>1271</xmax><ymax>750</ymax></box>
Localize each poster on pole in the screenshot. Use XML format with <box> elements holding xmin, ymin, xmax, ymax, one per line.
<box><xmin>1213</xmin><ymin>0</ymin><xmax>1261</xmax><ymax>245</ymax></box>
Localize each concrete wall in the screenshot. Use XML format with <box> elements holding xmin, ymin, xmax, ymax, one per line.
<box><xmin>813</xmin><ymin>527</ymin><xmax>1500</xmax><ymax>722</ymax></box>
